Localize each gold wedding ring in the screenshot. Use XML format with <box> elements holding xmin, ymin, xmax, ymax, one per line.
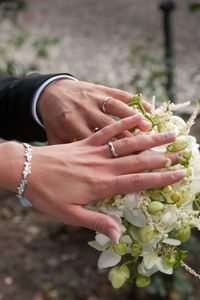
<box><xmin>108</xmin><ymin>141</ymin><xmax>118</xmax><ymax>158</ymax></box>
<box><xmin>102</xmin><ymin>96</ymin><xmax>112</xmax><ymax>113</ymax></box>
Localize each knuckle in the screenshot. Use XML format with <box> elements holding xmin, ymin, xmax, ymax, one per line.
<box><xmin>160</xmin><ymin>172</ymin><xmax>168</xmax><ymax>186</ymax></box>
<box><xmin>62</xmin><ymin>111</ymin><xmax>73</xmax><ymax>126</ymax></box>
<box><xmin>87</xmin><ymin>175</ymin><xmax>106</xmax><ymax>189</ymax></box>
<box><xmin>132</xmin><ymin>173</ymin><xmax>143</xmax><ymax>189</ymax></box>
<box><xmin>102</xmin><ymin>117</ymin><xmax>113</xmax><ymax>127</ymax></box>
<box><xmin>121</xmin><ymin>137</ymin><xmax>133</xmax><ymax>148</ymax></box>
<box><xmin>118</xmin><ymin>90</ymin><xmax>132</xmax><ymax>101</ymax></box>
<box><xmin>134</xmin><ymin>155</ymin><xmax>148</xmax><ymax>169</ymax></box>
<box><xmin>150</xmin><ymin>134</ymin><xmax>160</xmax><ymax>144</ymax></box>
<box><xmin>100</xmin><ymin>125</ymin><xmax>111</xmax><ymax>137</ymax></box>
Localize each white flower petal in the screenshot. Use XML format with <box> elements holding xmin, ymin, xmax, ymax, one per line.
<box><xmin>191</xmin><ymin>163</ymin><xmax>200</xmax><ymax>193</ymax></box>
<box><xmin>88</xmin><ymin>241</ymin><xmax>105</xmax><ymax>251</ymax></box>
<box><xmin>120</xmin><ymin>224</ymin><xmax>126</xmax><ymax>232</ymax></box>
<box><xmin>121</xmin><ymin>235</ymin><xmax>132</xmax><ymax>244</ymax></box>
<box><xmin>95</xmin><ymin>233</ymin><xmax>111</xmax><ymax>247</ymax></box>
<box><xmin>186</xmin><ymin>136</ymin><xmax>199</xmax><ymax>160</ymax></box>
<box><xmin>171</xmin><ymin>116</ymin><xmax>186</xmax><ymax>129</ymax></box>
<box><xmin>130</xmin><ymin>227</ymin><xmax>139</xmax><ymax>241</ymax></box>
<box><xmin>162</xmin><ymin>238</ymin><xmax>181</xmax><ymax>246</ymax></box>
<box><xmin>157</xmin><ymin>261</ymin><xmax>173</xmax><ymax>274</ymax></box>
<box><xmin>160</xmin><ymin>206</ymin><xmax>177</xmax><ymax>232</ymax></box>
<box><xmin>99</xmin><ymin>206</ymin><xmax>123</xmax><ymax>217</ymax></box>
<box><xmin>97</xmin><ymin>248</ymin><xmax>121</xmax><ymax>269</ymax></box>
<box><xmin>140</xmin><ymin>149</ymin><xmax>156</xmax><ymax>155</ymax></box>
<box><xmin>127</xmin><ymin>193</ymin><xmax>137</xmax><ymax>208</ymax></box>
<box><xmin>151</xmin><ymin>144</ymin><xmax>168</xmax><ymax>153</ymax></box>
<box><xmin>141</xmin><ymin>235</ymin><xmax>163</xmax><ymax>255</ymax></box>
<box><xmin>137</xmin><ymin>260</ymin><xmax>158</xmax><ymax>276</ymax></box>
<box><xmin>108</xmin><ymin>213</ymin><xmax>122</xmax><ymax>225</ymax></box>
<box><xmin>144</xmin><ymin>252</ymin><xmax>161</xmax><ymax>269</ymax></box>
<box><xmin>123</xmin><ymin>207</ymin><xmax>146</xmax><ymax>227</ymax></box>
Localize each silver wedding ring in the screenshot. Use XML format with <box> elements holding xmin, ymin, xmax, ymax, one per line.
<box><xmin>108</xmin><ymin>141</ymin><xmax>118</xmax><ymax>158</ymax></box>
<box><xmin>102</xmin><ymin>96</ymin><xmax>112</xmax><ymax>113</ymax></box>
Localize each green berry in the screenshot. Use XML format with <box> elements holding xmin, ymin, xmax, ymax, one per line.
<box><xmin>137</xmin><ymin>225</ymin><xmax>154</xmax><ymax>243</ymax></box>
<box><xmin>163</xmin><ymin>254</ymin><xmax>176</xmax><ymax>269</ymax></box>
<box><xmin>174</xmin><ymin>226</ymin><xmax>191</xmax><ymax>242</ymax></box>
<box><xmin>113</xmin><ymin>241</ymin><xmax>127</xmax><ymax>256</ymax></box>
<box><xmin>131</xmin><ymin>244</ymin><xmax>143</xmax><ymax>257</ymax></box>
<box><xmin>108</xmin><ymin>266</ymin><xmax>130</xmax><ymax>289</ymax></box>
<box><xmin>173</xmin><ymin>137</ymin><xmax>189</xmax><ymax>151</ymax></box>
<box><xmin>148</xmin><ymin>201</ymin><xmax>164</xmax><ymax>214</ymax></box>
<box><xmin>136</xmin><ymin>274</ymin><xmax>151</xmax><ymax>288</ymax></box>
<box><xmin>171</xmin><ymin>191</ymin><xmax>181</xmax><ymax>203</ymax></box>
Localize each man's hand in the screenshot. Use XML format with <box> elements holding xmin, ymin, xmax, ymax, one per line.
<box><xmin>38</xmin><ymin>79</ymin><xmax>152</xmax><ymax>144</ymax></box>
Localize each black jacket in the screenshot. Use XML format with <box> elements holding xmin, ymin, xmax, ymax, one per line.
<box><xmin>0</xmin><ymin>73</ymin><xmax>72</xmax><ymax>142</ymax></box>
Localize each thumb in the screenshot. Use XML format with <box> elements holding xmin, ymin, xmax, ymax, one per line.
<box><xmin>69</xmin><ymin>206</ymin><xmax>122</xmax><ymax>243</ymax></box>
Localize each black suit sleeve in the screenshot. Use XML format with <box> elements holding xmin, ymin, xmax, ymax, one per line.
<box><xmin>0</xmin><ymin>73</ymin><xmax>74</xmax><ymax>142</ymax></box>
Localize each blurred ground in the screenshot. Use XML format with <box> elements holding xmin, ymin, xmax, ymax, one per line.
<box><xmin>1</xmin><ymin>0</ymin><xmax>200</xmax><ymax>100</ymax></box>
<box><xmin>0</xmin><ymin>0</ymin><xmax>200</xmax><ymax>299</ymax></box>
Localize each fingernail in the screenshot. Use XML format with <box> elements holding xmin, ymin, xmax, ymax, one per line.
<box><xmin>108</xmin><ymin>228</ymin><xmax>121</xmax><ymax>244</ymax></box>
<box><xmin>140</xmin><ymin>119</ymin><xmax>151</xmax><ymax>129</ymax></box>
<box><xmin>133</xmin><ymin>113</ymin><xmax>142</xmax><ymax>118</ymax></box>
<box><xmin>164</xmin><ymin>131</ymin><xmax>176</xmax><ymax>140</ymax></box>
<box><xmin>127</xmin><ymin>113</ymin><xmax>142</xmax><ymax>122</ymax></box>
<box><xmin>146</xmin><ymin>102</ymin><xmax>152</xmax><ymax>110</ymax></box>
<box><xmin>175</xmin><ymin>169</ymin><xmax>187</xmax><ymax>176</ymax></box>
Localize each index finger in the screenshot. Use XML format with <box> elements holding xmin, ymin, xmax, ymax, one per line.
<box><xmin>100</xmin><ymin>97</ymin><xmax>152</xmax><ymax>132</ymax></box>
<box><xmin>99</xmin><ymin>85</ymin><xmax>152</xmax><ymax>112</ymax></box>
<box><xmin>89</xmin><ymin>114</ymin><xmax>142</xmax><ymax>146</ymax></box>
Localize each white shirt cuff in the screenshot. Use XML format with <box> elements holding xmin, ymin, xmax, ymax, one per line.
<box><xmin>32</xmin><ymin>75</ymin><xmax>78</xmax><ymax>127</ymax></box>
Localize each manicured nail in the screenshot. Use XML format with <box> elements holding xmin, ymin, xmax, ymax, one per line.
<box><xmin>146</xmin><ymin>102</ymin><xmax>152</xmax><ymax>110</ymax></box>
<box><xmin>164</xmin><ymin>131</ymin><xmax>176</xmax><ymax>140</ymax></box>
<box><xmin>140</xmin><ymin>119</ymin><xmax>151</xmax><ymax>129</ymax></box>
<box><xmin>176</xmin><ymin>169</ymin><xmax>187</xmax><ymax>176</ymax></box>
<box><xmin>108</xmin><ymin>228</ymin><xmax>121</xmax><ymax>244</ymax></box>
<box><xmin>133</xmin><ymin>113</ymin><xmax>142</xmax><ymax>118</ymax></box>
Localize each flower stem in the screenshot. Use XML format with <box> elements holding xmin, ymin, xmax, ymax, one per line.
<box><xmin>120</xmin><ymin>260</ymin><xmax>133</xmax><ymax>271</ymax></box>
<box><xmin>158</xmin><ymin>191</ymin><xmax>168</xmax><ymax>204</ymax></box>
<box><xmin>127</xmin><ymin>257</ymin><xmax>139</xmax><ymax>282</ymax></box>
<box><xmin>126</xmin><ymin>223</ymin><xmax>136</xmax><ymax>244</ymax></box>
<box><xmin>194</xmin><ymin>199</ymin><xmax>200</xmax><ymax>212</ymax></box>
<box><xmin>128</xmin><ymin>100</ymin><xmax>154</xmax><ymax>126</ymax></box>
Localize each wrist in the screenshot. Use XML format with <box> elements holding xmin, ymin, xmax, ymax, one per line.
<box><xmin>0</xmin><ymin>142</ymin><xmax>24</xmax><ymax>193</ymax></box>
<box><xmin>37</xmin><ymin>78</ymin><xmax>74</xmax><ymax>124</ymax></box>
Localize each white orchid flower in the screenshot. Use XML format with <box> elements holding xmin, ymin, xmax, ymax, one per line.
<box><xmin>88</xmin><ymin>233</ymin><xmax>121</xmax><ymax>269</ymax></box>
<box><xmin>123</xmin><ymin>207</ymin><xmax>146</xmax><ymax>228</ymax></box>
<box><xmin>170</xmin><ymin>116</ymin><xmax>186</xmax><ymax>134</ymax></box>
<box><xmin>191</xmin><ymin>162</ymin><xmax>200</xmax><ymax>194</ymax></box>
<box><xmin>88</xmin><ymin>231</ymin><xmax>132</xmax><ymax>269</ymax></box>
<box><xmin>138</xmin><ymin>251</ymin><xmax>173</xmax><ymax>276</ymax></box>
<box><xmin>162</xmin><ymin>238</ymin><xmax>181</xmax><ymax>246</ymax></box>
<box><xmin>137</xmin><ymin>259</ymin><xmax>158</xmax><ymax>277</ymax></box>
<box><xmin>158</xmin><ymin>206</ymin><xmax>178</xmax><ymax>233</ymax></box>
<box><xmin>185</xmin><ymin>135</ymin><xmax>199</xmax><ymax>161</ymax></box>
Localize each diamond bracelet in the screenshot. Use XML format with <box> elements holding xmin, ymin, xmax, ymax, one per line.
<box><xmin>16</xmin><ymin>143</ymin><xmax>32</xmax><ymax>207</ymax></box>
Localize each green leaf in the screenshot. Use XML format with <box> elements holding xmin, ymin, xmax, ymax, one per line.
<box><xmin>189</xmin><ymin>3</ymin><xmax>200</xmax><ymax>12</ymax></box>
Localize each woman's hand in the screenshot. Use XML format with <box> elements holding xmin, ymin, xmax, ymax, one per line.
<box><xmin>38</xmin><ymin>79</ymin><xmax>152</xmax><ymax>144</ymax></box>
<box><xmin>18</xmin><ymin>114</ymin><xmax>185</xmax><ymax>243</ymax></box>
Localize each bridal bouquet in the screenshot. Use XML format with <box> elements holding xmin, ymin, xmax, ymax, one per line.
<box><xmin>88</xmin><ymin>95</ymin><xmax>200</xmax><ymax>289</ymax></box>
